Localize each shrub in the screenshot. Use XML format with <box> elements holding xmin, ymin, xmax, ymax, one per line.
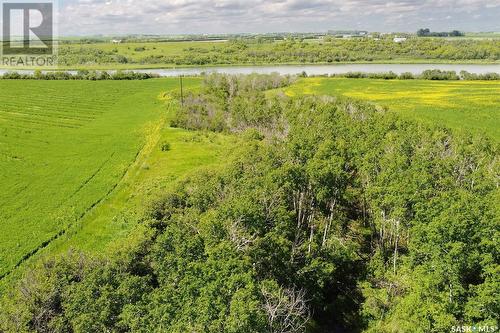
<box><xmin>399</xmin><ymin>72</ymin><xmax>415</xmax><ymax>79</ymax></box>
<box><xmin>160</xmin><ymin>141</ymin><xmax>171</xmax><ymax>152</ymax></box>
<box><xmin>419</xmin><ymin>69</ymin><xmax>459</xmax><ymax>80</ymax></box>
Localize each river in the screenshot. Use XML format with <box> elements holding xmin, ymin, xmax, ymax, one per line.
<box><xmin>134</xmin><ymin>64</ymin><xmax>500</xmax><ymax>76</ymax></box>
<box><xmin>0</xmin><ymin>63</ymin><xmax>499</xmax><ymax>76</ymax></box>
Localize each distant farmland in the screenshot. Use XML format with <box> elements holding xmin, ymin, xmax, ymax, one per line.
<box><xmin>51</xmin><ymin>37</ymin><xmax>500</xmax><ymax>70</ymax></box>
<box><xmin>284</xmin><ymin>78</ymin><xmax>500</xmax><ymax>140</ymax></box>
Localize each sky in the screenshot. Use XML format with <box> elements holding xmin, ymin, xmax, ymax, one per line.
<box><xmin>55</xmin><ymin>0</ymin><xmax>500</xmax><ymax>35</ymax></box>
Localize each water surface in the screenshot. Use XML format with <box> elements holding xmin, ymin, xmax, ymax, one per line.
<box><xmin>1</xmin><ymin>64</ymin><xmax>499</xmax><ymax>76</ymax></box>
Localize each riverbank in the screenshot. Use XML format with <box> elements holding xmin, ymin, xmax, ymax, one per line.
<box><xmin>2</xmin><ymin>63</ymin><xmax>499</xmax><ymax>77</ymax></box>
<box><xmin>1</xmin><ymin>59</ymin><xmax>500</xmax><ymax>71</ymax></box>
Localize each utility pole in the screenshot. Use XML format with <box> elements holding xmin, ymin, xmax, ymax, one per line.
<box><xmin>179</xmin><ymin>75</ymin><xmax>184</xmax><ymax>107</ymax></box>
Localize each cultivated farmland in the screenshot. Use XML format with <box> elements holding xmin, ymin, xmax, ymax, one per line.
<box><xmin>0</xmin><ymin>79</ymin><xmax>202</xmax><ymax>278</ymax></box>
<box><xmin>284</xmin><ymin>78</ymin><xmax>500</xmax><ymax>140</ymax></box>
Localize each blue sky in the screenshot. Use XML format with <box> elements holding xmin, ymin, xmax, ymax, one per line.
<box><xmin>58</xmin><ymin>0</ymin><xmax>500</xmax><ymax>35</ymax></box>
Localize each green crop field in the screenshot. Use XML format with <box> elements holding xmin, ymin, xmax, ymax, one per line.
<box><xmin>284</xmin><ymin>78</ymin><xmax>500</xmax><ymax>140</ymax></box>
<box><xmin>0</xmin><ymin>78</ymin><xmax>230</xmax><ymax>281</ymax></box>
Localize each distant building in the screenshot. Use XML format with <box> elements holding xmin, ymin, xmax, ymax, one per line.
<box><xmin>393</xmin><ymin>37</ymin><xmax>407</xmax><ymax>43</ymax></box>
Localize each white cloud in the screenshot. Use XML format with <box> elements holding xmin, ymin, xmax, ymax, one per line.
<box><xmin>58</xmin><ymin>0</ymin><xmax>500</xmax><ymax>35</ymax></box>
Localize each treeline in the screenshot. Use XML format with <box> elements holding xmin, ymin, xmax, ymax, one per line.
<box><xmin>1</xmin><ymin>74</ymin><xmax>497</xmax><ymax>332</ymax></box>
<box><xmin>320</xmin><ymin>70</ymin><xmax>500</xmax><ymax>80</ymax></box>
<box><xmin>56</xmin><ymin>38</ymin><xmax>500</xmax><ymax>66</ymax></box>
<box><xmin>0</xmin><ymin>70</ymin><xmax>159</xmax><ymax>80</ymax></box>
<box><xmin>2</xmin><ymin>70</ymin><xmax>498</xmax><ymax>81</ymax></box>
<box><xmin>417</xmin><ymin>28</ymin><xmax>464</xmax><ymax>37</ymax></box>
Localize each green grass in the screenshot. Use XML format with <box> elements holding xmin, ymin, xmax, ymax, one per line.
<box><xmin>0</xmin><ymin>78</ymin><xmax>204</xmax><ymax>279</ymax></box>
<box><xmin>284</xmin><ymin>78</ymin><xmax>500</xmax><ymax>140</ymax></box>
<box><xmin>0</xmin><ymin>77</ymin><xmax>242</xmax><ymax>293</ymax></box>
<box><xmin>44</xmin><ymin>122</ymin><xmax>239</xmax><ymax>256</ymax></box>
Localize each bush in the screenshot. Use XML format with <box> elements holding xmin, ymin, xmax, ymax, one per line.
<box><xmin>399</xmin><ymin>72</ymin><xmax>415</xmax><ymax>79</ymax></box>
<box><xmin>115</xmin><ymin>55</ymin><xmax>129</xmax><ymax>63</ymax></box>
<box><xmin>419</xmin><ymin>69</ymin><xmax>459</xmax><ymax>80</ymax></box>
<box><xmin>160</xmin><ymin>141</ymin><xmax>171</xmax><ymax>152</ymax></box>
<box><xmin>460</xmin><ymin>70</ymin><xmax>500</xmax><ymax>80</ymax></box>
